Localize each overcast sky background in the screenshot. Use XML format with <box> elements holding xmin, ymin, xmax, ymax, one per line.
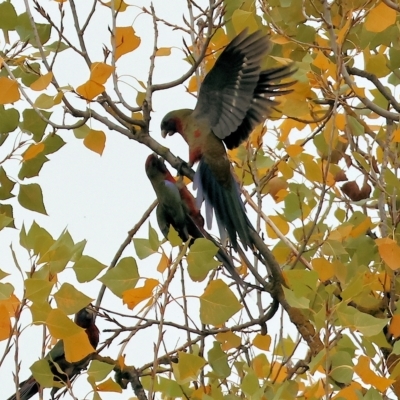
<box><xmin>1</xmin><ymin>1</ymin><xmax>300</xmax><ymax>398</ymax></box>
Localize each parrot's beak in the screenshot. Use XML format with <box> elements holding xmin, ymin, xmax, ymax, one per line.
<box><xmin>161</xmin><ymin>129</ymin><xmax>168</xmax><ymax>138</ymax></box>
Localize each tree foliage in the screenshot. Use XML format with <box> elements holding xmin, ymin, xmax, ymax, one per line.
<box><xmin>1</xmin><ymin>0</ymin><xmax>400</xmax><ymax>399</ymax></box>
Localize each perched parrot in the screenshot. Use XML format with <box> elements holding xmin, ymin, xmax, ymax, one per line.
<box><xmin>8</xmin><ymin>307</ymin><xmax>99</xmax><ymax>400</ymax></box>
<box><xmin>145</xmin><ymin>153</ymin><xmax>247</xmax><ymax>286</ymax></box>
<box><xmin>161</xmin><ymin>29</ymin><xmax>295</xmax><ymax>250</ymax></box>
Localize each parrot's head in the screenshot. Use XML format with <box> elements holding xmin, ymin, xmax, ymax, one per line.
<box><xmin>74</xmin><ymin>306</ymin><xmax>96</xmax><ymax>329</ymax></box>
<box><xmin>145</xmin><ymin>154</ymin><xmax>168</xmax><ymax>180</ymax></box>
<box><xmin>161</xmin><ymin>109</ymin><xmax>192</xmax><ymax>138</ymax></box>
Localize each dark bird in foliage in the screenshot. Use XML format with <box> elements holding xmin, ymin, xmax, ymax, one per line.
<box><xmin>161</xmin><ymin>29</ymin><xmax>295</xmax><ymax>250</ymax></box>
<box><xmin>7</xmin><ymin>307</ymin><xmax>99</xmax><ymax>400</ymax></box>
<box><xmin>145</xmin><ymin>153</ymin><xmax>248</xmax><ymax>286</ymax></box>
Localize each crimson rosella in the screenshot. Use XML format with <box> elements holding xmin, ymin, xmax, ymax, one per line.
<box><xmin>161</xmin><ymin>29</ymin><xmax>295</xmax><ymax>251</ymax></box>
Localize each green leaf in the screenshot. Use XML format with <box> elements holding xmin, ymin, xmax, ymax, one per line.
<box><xmin>73</xmin><ymin>123</ymin><xmax>90</xmax><ymax>139</ymax></box>
<box><xmin>187</xmin><ymin>238</ymin><xmax>219</xmax><ymax>282</ymax></box>
<box><xmin>19</xmin><ymin>153</ymin><xmax>49</xmax><ymax>180</ymax></box>
<box><xmin>353</xmin><ymin>310</ymin><xmax>388</xmax><ymax>337</ymax></box>
<box><xmin>347</xmin><ymin>116</ymin><xmax>364</xmax><ymax>136</ymax></box>
<box><xmin>148</xmin><ymin>222</ymin><xmax>161</xmax><ymax>251</ymax></box>
<box><xmin>43</xmin><ymin>134</ymin><xmax>65</xmax><ymax>155</ymax></box>
<box><xmin>0</xmin><ymin>213</ymin><xmax>13</xmax><ymax>231</ymax></box>
<box><xmin>241</xmin><ymin>370</ymin><xmax>259</xmax><ymax>396</ymax></box>
<box><xmin>200</xmin><ymin>280</ymin><xmax>242</xmax><ymax>325</ymax></box>
<box><xmin>0</xmin><ymin>2</ymin><xmax>17</xmax><ymax>30</ymax></box>
<box><xmin>87</xmin><ymin>360</ymin><xmax>114</xmax><ymax>383</ymax></box>
<box><xmin>0</xmin><ymin>204</ymin><xmax>15</xmax><ymax>228</ymax></box>
<box><xmin>31</xmin><ymin>359</ymin><xmax>61</xmax><ymax>388</ymax></box>
<box><xmin>25</xmin><ymin>278</ymin><xmax>53</xmax><ymax>303</ymax></box>
<box><xmin>0</xmin><ymin>282</ymin><xmax>13</xmax><ymax>300</ymax></box>
<box><xmin>30</xmin><ymin>301</ymin><xmax>52</xmax><ymax>324</ymax></box>
<box><xmin>0</xmin><ymin>269</ymin><xmax>9</xmax><ymax>280</ymax></box>
<box><xmin>18</xmin><ymin>183</ymin><xmax>47</xmax><ymax>215</ymax></box>
<box><xmin>330</xmin><ymin>351</ymin><xmax>354</xmax><ymax>384</ymax></box>
<box><xmin>20</xmin><ymin>109</ymin><xmax>51</xmax><ymax>142</ymax></box>
<box><xmin>167</xmin><ymin>225</ymin><xmax>182</xmax><ymax>247</ymax></box>
<box><xmin>275</xmin><ymin>336</ymin><xmax>296</xmax><ymax>357</ymax></box>
<box><xmin>54</xmin><ymin>283</ymin><xmax>93</xmax><ymax>315</ymax></box>
<box><xmin>34</xmin><ymin>94</ymin><xmax>56</xmax><ymax>109</ymax></box>
<box><xmin>0</xmin><ymin>106</ymin><xmax>19</xmax><ymax>134</ymax></box>
<box><xmin>38</xmin><ymin>229</ymin><xmax>76</xmax><ymax>272</ymax></box>
<box><xmin>158</xmin><ymin>377</ymin><xmax>184</xmax><ymax>398</ymax></box>
<box><xmin>0</xmin><ymin>166</ymin><xmax>15</xmax><ymax>200</ymax></box>
<box><xmin>282</xmin><ymin>286</ymin><xmax>310</xmax><ymax>309</ymax></box>
<box><xmin>363</xmin><ymin>388</ymin><xmax>384</xmax><ymax>400</ymax></box>
<box><xmin>26</xmin><ymin>221</ymin><xmax>54</xmax><ymax>258</ymax></box>
<box><xmin>133</xmin><ymin>238</ymin><xmax>157</xmax><ymax>259</ymax></box>
<box><xmin>16</xmin><ymin>13</ymin><xmax>51</xmax><ymax>46</ymax></box>
<box><xmin>98</xmin><ymin>257</ymin><xmax>139</xmax><ymax>297</ymax></box>
<box><xmin>45</xmin><ymin>41</ymin><xmax>69</xmax><ymax>53</ymax></box>
<box><xmin>173</xmin><ymin>351</ymin><xmax>206</xmax><ymax>384</ymax></box>
<box><xmin>73</xmin><ymin>255</ymin><xmax>106</xmax><ymax>282</ymax></box>
<box><xmin>208</xmin><ymin>342</ymin><xmax>230</xmax><ymax>378</ymax></box>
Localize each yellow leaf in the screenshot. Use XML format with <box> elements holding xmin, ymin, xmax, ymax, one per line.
<box><xmin>0</xmin><ymin>294</ymin><xmax>20</xmax><ymax>317</ymax></box>
<box><xmin>393</xmin><ymin>129</ymin><xmax>400</xmax><ymax>142</ymax></box>
<box><xmin>279</xmin><ymin>118</ymin><xmax>306</xmax><ymax>142</ymax></box>
<box><xmin>122</xmin><ymin>278</ymin><xmax>158</xmax><ymax>310</ymax></box>
<box><xmin>265</xmin><ymin>177</ymin><xmax>288</xmax><ymax>201</ymax></box>
<box><xmin>103</xmin><ymin>0</ymin><xmax>129</xmax><ymax>11</ymax></box>
<box><xmin>333</xmin><ymin>382</ymin><xmax>363</xmax><ymax>400</ymax></box>
<box><xmin>22</xmin><ymin>143</ymin><xmax>45</xmax><ymax>161</ymax></box>
<box><xmin>187</xmin><ymin>75</ymin><xmax>198</xmax><ymax>93</ymax></box>
<box><xmin>249</xmin><ymin>124</ymin><xmax>266</xmax><ymax>148</ymax></box>
<box><xmin>303</xmin><ymin>158</ymin><xmax>323</xmax><ymax>183</ymax></box>
<box><xmin>157</xmin><ymin>251</ymin><xmax>170</xmax><ymax>273</ymax></box>
<box><xmin>156</xmin><ymin>47</ymin><xmax>171</xmax><ymax>56</ymax></box>
<box><xmin>266</xmin><ymin>215</ymin><xmax>289</xmax><ymax>239</ymax></box>
<box><xmin>96</xmin><ymin>377</ymin><xmax>123</xmax><ymax>392</ymax></box>
<box><xmin>252</xmin><ymin>334</ymin><xmax>271</xmax><ymax>351</ymax></box>
<box><xmin>90</xmin><ymin>62</ymin><xmax>114</xmax><ymax>85</ymax></box>
<box><xmin>350</xmin><ymin>217</ymin><xmax>372</xmax><ymax>238</ymax></box>
<box><xmin>132</xmin><ymin>111</ymin><xmax>143</xmax><ymax>120</ymax></box>
<box><xmin>83</xmin><ymin>129</ymin><xmax>106</xmax><ymax>155</ymax></box>
<box><xmin>76</xmin><ymin>80</ymin><xmax>104</xmax><ymax>101</ymax></box>
<box><xmin>312</xmin><ymin>258</ymin><xmax>335</xmax><ymax>281</ymax></box>
<box><xmin>216</xmin><ymin>331</ymin><xmax>241</xmax><ymax>351</ymax></box>
<box><xmin>64</xmin><ymin>329</ymin><xmax>95</xmax><ymax>362</ymax></box>
<box><xmin>115</xmin><ymin>26</ymin><xmax>141</xmax><ymax>61</ymax></box>
<box><xmin>335</xmin><ymin>114</ymin><xmax>346</xmax><ymax>130</ymax></box>
<box><xmin>354</xmin><ymin>355</ymin><xmax>395</xmax><ymax>392</ymax></box>
<box><xmin>252</xmin><ymin>353</ymin><xmax>270</xmax><ymax>379</ymax></box>
<box><xmin>336</xmin><ymin>16</ymin><xmax>352</xmax><ymax>45</ymax></box>
<box><xmin>270</xmin><ymin>362</ymin><xmax>287</xmax><ymax>382</ymax></box>
<box><xmin>277</xmin><ymin>160</ymin><xmax>293</xmax><ymax>180</ymax></box>
<box><xmin>46</xmin><ymin>308</ymin><xmax>82</xmax><ymax>339</ymax></box>
<box><xmin>0</xmin><ymin>77</ymin><xmax>20</xmax><ymax>104</ymax></box>
<box><xmin>376</xmin><ymin>238</ymin><xmax>400</xmax><ymax>270</ymax></box>
<box><xmin>286</xmin><ymin>144</ymin><xmax>303</xmax><ymax>157</ymax></box>
<box><xmin>365</xmin><ymin>2</ymin><xmax>396</xmax><ymax>33</ymax></box>
<box><xmin>0</xmin><ymin>304</ymin><xmax>11</xmax><ymax>341</ymax></box>
<box><xmin>30</xmin><ymin>72</ymin><xmax>53</xmax><ymax>91</ymax></box>
<box><xmin>389</xmin><ymin>315</ymin><xmax>400</xmax><ymax>339</ymax></box>
<box><xmin>270</xmin><ymin>35</ymin><xmax>290</xmax><ymax>45</ymax></box>
<box><xmin>313</xmin><ymin>51</ymin><xmax>331</xmax><ymax>70</ymax></box>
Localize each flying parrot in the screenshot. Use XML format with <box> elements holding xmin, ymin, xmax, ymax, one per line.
<box><xmin>7</xmin><ymin>307</ymin><xmax>99</xmax><ymax>400</ymax></box>
<box><xmin>161</xmin><ymin>29</ymin><xmax>295</xmax><ymax>251</ymax></box>
<box><xmin>145</xmin><ymin>153</ymin><xmax>247</xmax><ymax>286</ymax></box>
